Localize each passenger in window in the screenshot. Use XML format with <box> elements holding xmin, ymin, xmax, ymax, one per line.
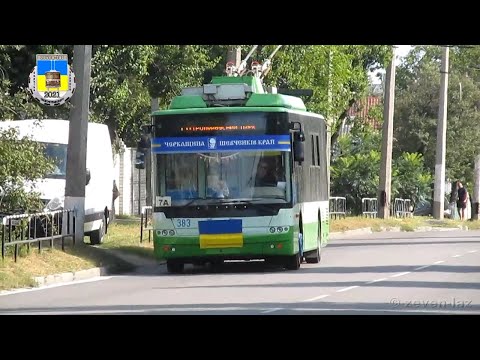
<box><xmin>207</xmin><ymin>174</ymin><xmax>230</xmax><ymax>198</ymax></box>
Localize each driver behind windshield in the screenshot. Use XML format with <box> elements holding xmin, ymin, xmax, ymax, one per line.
<box><xmin>255</xmin><ymin>160</ymin><xmax>278</xmax><ymax>187</ymax></box>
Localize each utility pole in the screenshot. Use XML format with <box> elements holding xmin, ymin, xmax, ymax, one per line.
<box><xmin>64</xmin><ymin>45</ymin><xmax>92</xmax><ymax>245</ymax></box>
<box><xmin>378</xmin><ymin>46</ymin><xmax>396</xmax><ymax>219</ymax></box>
<box><xmin>472</xmin><ymin>155</ymin><xmax>480</xmax><ymax>220</ymax></box>
<box><xmin>145</xmin><ymin>98</ymin><xmax>158</xmax><ymax>209</ymax></box>
<box><xmin>432</xmin><ymin>46</ymin><xmax>449</xmax><ymax>219</ymax></box>
<box><xmin>326</xmin><ymin>49</ymin><xmax>333</xmax><ymax>198</ymax></box>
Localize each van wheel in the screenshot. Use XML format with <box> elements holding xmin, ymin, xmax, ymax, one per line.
<box><xmin>90</xmin><ymin>218</ymin><xmax>105</xmax><ymax>245</ymax></box>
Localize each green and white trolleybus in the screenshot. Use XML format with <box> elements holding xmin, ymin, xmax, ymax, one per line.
<box><xmin>136</xmin><ymin>73</ymin><xmax>329</xmax><ymax>273</ymax></box>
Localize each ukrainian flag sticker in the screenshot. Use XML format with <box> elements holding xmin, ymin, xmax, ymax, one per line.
<box><xmin>199</xmin><ymin>219</ymin><xmax>244</xmax><ymax>249</ymax></box>
<box><xmin>28</xmin><ymin>54</ymin><xmax>76</xmax><ymax>106</ymax></box>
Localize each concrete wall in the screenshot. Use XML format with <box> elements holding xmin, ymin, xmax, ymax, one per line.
<box><xmin>113</xmin><ymin>141</ymin><xmax>147</xmax><ymax>216</ymax></box>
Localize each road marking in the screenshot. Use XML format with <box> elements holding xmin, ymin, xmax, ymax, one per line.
<box><xmin>2</xmin><ymin>305</ymin><xmax>475</xmax><ymax>315</ymax></box>
<box><xmin>303</xmin><ymin>294</ymin><xmax>330</xmax><ymax>302</ymax></box>
<box><xmin>366</xmin><ymin>278</ymin><xmax>387</xmax><ymax>284</ymax></box>
<box><xmin>336</xmin><ymin>286</ymin><xmax>359</xmax><ymax>293</ymax></box>
<box><xmin>261</xmin><ymin>308</ymin><xmax>282</xmax><ymax>314</ymax></box>
<box><xmin>1</xmin><ymin>307</ymin><xmax>252</xmax><ymax>315</ymax></box>
<box><xmin>297</xmin><ymin>250</ymin><xmax>480</xmax><ymax>307</ymax></box>
<box><xmin>390</xmin><ymin>271</ymin><xmax>411</xmax><ymax>278</ymax></box>
<box><xmin>0</xmin><ymin>277</ymin><xmax>113</xmax><ymax>297</ymax></box>
<box><xmin>414</xmin><ymin>265</ymin><xmax>431</xmax><ymax>271</ymax></box>
<box><xmin>1</xmin><ymin>308</ymin><xmax>148</xmax><ymax>315</ymax></box>
<box><xmin>289</xmin><ymin>307</ymin><xmax>475</xmax><ymax>314</ymax></box>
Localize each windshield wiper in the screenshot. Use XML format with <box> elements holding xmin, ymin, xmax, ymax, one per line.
<box><xmin>250</xmin><ymin>197</ymin><xmax>286</xmax><ymax>200</ymax></box>
<box><xmin>208</xmin><ymin>199</ymin><xmax>266</xmax><ymax>209</ymax></box>
<box><xmin>180</xmin><ymin>197</ymin><xmax>286</xmax><ymax>208</ymax></box>
<box><xmin>206</xmin><ymin>198</ymin><xmax>285</xmax><ymax>209</ymax></box>
<box><xmin>179</xmin><ymin>198</ymin><xmax>203</xmax><ymax>207</ymax></box>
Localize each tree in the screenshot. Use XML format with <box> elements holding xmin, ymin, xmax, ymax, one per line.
<box><xmin>0</xmin><ymin>126</ymin><xmax>54</xmax><ymax>214</ymax></box>
<box><xmin>0</xmin><ymin>45</ymin><xmax>73</xmax><ymax>120</ymax></box>
<box><xmin>89</xmin><ymin>45</ymin><xmax>155</xmax><ymax>147</ymax></box>
<box><xmin>0</xmin><ymin>46</ymin><xmax>60</xmax><ymax>214</ymax></box>
<box><xmin>90</xmin><ymin>45</ymin><xmax>221</xmax><ymax>147</ymax></box>
<box><xmin>331</xmin><ymin>122</ymin><xmax>433</xmax><ymax>214</ymax></box>
<box><xmin>392</xmin><ymin>152</ymin><xmax>433</xmax><ymax>204</ymax></box>
<box><xmin>1</xmin><ymin>44</ymin><xmax>391</xmax><ymax>149</ymax></box>
<box><xmin>262</xmin><ymin>45</ymin><xmax>391</xmax><ymax>149</ymax></box>
<box><xmin>394</xmin><ymin>45</ymin><xmax>480</xmax><ymax>187</ymax></box>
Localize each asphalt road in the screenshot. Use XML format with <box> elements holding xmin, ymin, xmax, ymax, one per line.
<box><xmin>1</xmin><ymin>229</ymin><xmax>479</xmax><ymax>315</ymax></box>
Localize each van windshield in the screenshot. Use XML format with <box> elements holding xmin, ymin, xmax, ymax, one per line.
<box><xmin>42</xmin><ymin>143</ymin><xmax>68</xmax><ymax>179</ymax></box>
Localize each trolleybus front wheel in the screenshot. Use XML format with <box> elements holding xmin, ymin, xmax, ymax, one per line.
<box><xmin>285</xmin><ymin>252</ymin><xmax>301</xmax><ymax>270</ymax></box>
<box><xmin>166</xmin><ymin>260</ymin><xmax>184</xmax><ymax>274</ymax></box>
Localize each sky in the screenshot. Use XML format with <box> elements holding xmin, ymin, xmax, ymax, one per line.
<box><xmin>369</xmin><ymin>45</ymin><xmax>413</xmax><ymax>84</ymax></box>
<box><xmin>395</xmin><ymin>45</ymin><xmax>413</xmax><ymax>65</ymax></box>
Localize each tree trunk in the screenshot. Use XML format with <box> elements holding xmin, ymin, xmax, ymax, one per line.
<box><xmin>330</xmin><ymin>98</ymin><xmax>357</xmax><ymax>152</ymax></box>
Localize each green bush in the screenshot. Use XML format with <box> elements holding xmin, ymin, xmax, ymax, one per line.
<box><xmin>0</xmin><ymin>126</ymin><xmax>54</xmax><ymax>214</ymax></box>
<box><xmin>331</xmin><ymin>124</ymin><xmax>432</xmax><ymax>214</ymax></box>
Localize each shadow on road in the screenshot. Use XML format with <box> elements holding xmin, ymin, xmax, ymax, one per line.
<box><xmin>295</xmin><ymin>264</ymin><xmax>480</xmax><ymax>274</ymax></box>
<box><xmin>130</xmin><ymin>257</ymin><xmax>480</xmax><ymax>277</ymax></box>
<box><xmin>151</xmin><ymin>278</ymin><xmax>480</xmax><ymax>290</ymax></box>
<box><xmin>328</xmin><ymin>240</ymin><xmax>480</xmax><ymax>247</ymax></box>
<box><xmin>1</xmin><ymin>300</ymin><xmax>479</xmax><ymax>314</ymax></box>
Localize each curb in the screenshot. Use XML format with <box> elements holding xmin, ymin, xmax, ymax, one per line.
<box><xmin>33</xmin><ymin>266</ymin><xmax>111</xmax><ymax>286</ymax></box>
<box><xmin>30</xmin><ymin>248</ymin><xmax>161</xmax><ymax>287</ymax></box>
<box><xmin>330</xmin><ymin>227</ymin><xmax>373</xmax><ymax>239</ymax></box>
<box><xmin>330</xmin><ymin>225</ymin><xmax>468</xmax><ymax>238</ymax></box>
<box><xmin>413</xmin><ymin>226</ymin><xmax>463</xmax><ymax>232</ymax></box>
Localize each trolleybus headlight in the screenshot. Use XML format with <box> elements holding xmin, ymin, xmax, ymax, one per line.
<box><xmin>169</xmin><ymin>230</ymin><xmax>175</xmax><ymax>236</ymax></box>
<box><xmin>277</xmin><ymin>227</ymin><xmax>283</xmax><ymax>232</ymax></box>
<box><xmin>269</xmin><ymin>227</ymin><xmax>276</xmax><ymax>233</ymax></box>
<box><xmin>162</xmin><ymin>230</ymin><xmax>168</xmax><ymax>236</ymax></box>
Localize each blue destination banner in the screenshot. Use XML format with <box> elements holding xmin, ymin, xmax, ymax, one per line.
<box><xmin>151</xmin><ymin>135</ymin><xmax>291</xmax><ymax>153</ymax></box>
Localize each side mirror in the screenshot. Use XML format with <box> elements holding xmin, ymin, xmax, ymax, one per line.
<box><xmin>138</xmin><ymin>134</ymin><xmax>151</xmax><ymax>149</ymax></box>
<box><xmin>135</xmin><ymin>133</ymin><xmax>151</xmax><ymax>170</ymax></box>
<box><xmin>135</xmin><ymin>150</ymin><xmax>146</xmax><ymax>170</ymax></box>
<box><xmin>293</xmin><ymin>131</ymin><xmax>305</xmax><ymax>163</ymax></box>
<box><xmin>86</xmin><ymin>168</ymin><xmax>91</xmax><ymax>185</ymax></box>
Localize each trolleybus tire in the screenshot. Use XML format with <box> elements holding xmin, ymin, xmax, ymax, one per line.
<box><xmin>305</xmin><ymin>221</ymin><xmax>322</xmax><ymax>264</ymax></box>
<box><xmin>285</xmin><ymin>252</ymin><xmax>301</xmax><ymax>270</ymax></box>
<box><xmin>166</xmin><ymin>260</ymin><xmax>184</xmax><ymax>274</ymax></box>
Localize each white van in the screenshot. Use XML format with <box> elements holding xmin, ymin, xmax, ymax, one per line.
<box><xmin>0</xmin><ymin>119</ymin><xmax>115</xmax><ymax>244</ymax></box>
